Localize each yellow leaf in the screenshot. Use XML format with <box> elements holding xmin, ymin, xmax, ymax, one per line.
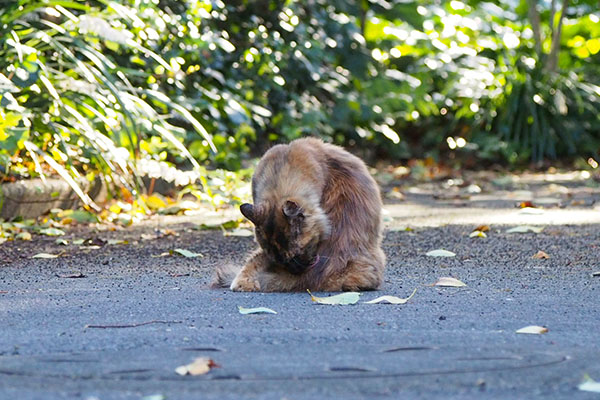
<box><xmin>145</xmin><ymin>194</ymin><xmax>167</xmax><ymax>210</ymax></box>
<box><xmin>469</xmin><ymin>230</ymin><xmax>487</xmax><ymax>238</ymax></box>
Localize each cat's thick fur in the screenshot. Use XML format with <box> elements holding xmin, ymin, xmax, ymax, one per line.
<box><xmin>216</xmin><ymin>137</ymin><xmax>385</xmax><ymax>292</ymax></box>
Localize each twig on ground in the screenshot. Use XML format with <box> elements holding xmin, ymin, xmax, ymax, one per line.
<box><xmin>84</xmin><ymin>320</ymin><xmax>182</xmax><ymax>329</ymax></box>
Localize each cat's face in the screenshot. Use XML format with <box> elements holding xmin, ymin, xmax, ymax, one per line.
<box><xmin>240</xmin><ymin>200</ymin><xmax>326</xmax><ymax>274</ymax></box>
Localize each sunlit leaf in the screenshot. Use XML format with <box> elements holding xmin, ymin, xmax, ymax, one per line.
<box><xmin>32</xmin><ymin>252</ymin><xmax>61</xmax><ymax>259</ymax></box>
<box><xmin>578</xmin><ymin>375</ymin><xmax>600</xmax><ymax>393</ymax></box>
<box><xmin>223</xmin><ymin>228</ymin><xmax>253</xmax><ymax>237</ymax></box>
<box><xmin>434</xmin><ymin>277</ymin><xmax>467</xmax><ymax>287</ymax></box>
<box><xmin>107</xmin><ymin>239</ymin><xmax>128</xmax><ymax>245</ymax></box>
<box><xmin>426</xmin><ymin>249</ymin><xmax>456</xmax><ymax>257</ymax></box>
<box><xmin>364</xmin><ymin>288</ymin><xmax>417</xmax><ymax>304</ymax></box>
<box><xmin>16</xmin><ymin>231</ymin><xmax>32</xmax><ymax>241</ymax></box>
<box><xmin>532</xmin><ymin>250</ymin><xmax>549</xmax><ymax>259</ymax></box>
<box><xmin>506</xmin><ymin>226</ymin><xmax>544</xmax><ymax>234</ymax></box>
<box><xmin>238</xmin><ymin>306</ymin><xmax>277</xmax><ymax>314</ymax></box>
<box><xmin>516</xmin><ymin>325</ymin><xmax>548</xmax><ymax>334</ymax></box>
<box><xmin>469</xmin><ymin>230</ymin><xmax>487</xmax><ymax>238</ymax></box>
<box><xmin>39</xmin><ymin>228</ymin><xmax>66</xmax><ymax>236</ymax></box>
<box><xmin>307</xmin><ymin>290</ymin><xmax>360</xmax><ymax>305</ymax></box>
<box><xmin>173</xmin><ymin>248</ymin><xmax>203</xmax><ymax>258</ymax></box>
<box><xmin>175</xmin><ymin>357</ymin><xmax>218</xmax><ymax>376</ymax></box>
<box><xmin>145</xmin><ymin>194</ymin><xmax>167</xmax><ymax>210</ymax></box>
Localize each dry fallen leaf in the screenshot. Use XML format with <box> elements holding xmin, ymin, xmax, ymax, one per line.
<box><xmin>175</xmin><ymin>357</ymin><xmax>218</xmax><ymax>376</ymax></box>
<box><xmin>307</xmin><ymin>290</ymin><xmax>360</xmax><ymax>305</ymax></box>
<box><xmin>474</xmin><ymin>225</ymin><xmax>490</xmax><ymax>232</ymax></box>
<box><xmin>532</xmin><ymin>250</ymin><xmax>550</xmax><ymax>259</ymax></box>
<box><xmin>578</xmin><ymin>375</ymin><xmax>600</xmax><ymax>393</ymax></box>
<box><xmin>434</xmin><ymin>277</ymin><xmax>467</xmax><ymax>287</ymax></box>
<box><xmin>364</xmin><ymin>288</ymin><xmax>417</xmax><ymax>304</ymax></box>
<box><xmin>39</xmin><ymin>227</ymin><xmax>66</xmax><ymax>236</ymax></box>
<box><xmin>173</xmin><ymin>248</ymin><xmax>203</xmax><ymax>258</ymax></box>
<box><xmin>426</xmin><ymin>249</ymin><xmax>456</xmax><ymax>257</ymax></box>
<box><xmin>32</xmin><ymin>252</ymin><xmax>61</xmax><ymax>259</ymax></box>
<box><xmin>151</xmin><ymin>252</ymin><xmax>171</xmax><ymax>258</ymax></box>
<box><xmin>469</xmin><ymin>230</ymin><xmax>487</xmax><ymax>238</ymax></box>
<box><xmin>518</xmin><ymin>201</ymin><xmax>536</xmax><ymax>208</ymax></box>
<box><xmin>107</xmin><ymin>239</ymin><xmax>128</xmax><ymax>245</ymax></box>
<box><xmin>516</xmin><ymin>325</ymin><xmax>548</xmax><ymax>334</ymax></box>
<box><xmin>238</xmin><ymin>306</ymin><xmax>278</xmax><ymax>314</ymax></box>
<box><xmin>16</xmin><ymin>232</ymin><xmax>32</xmax><ymax>241</ymax></box>
<box><xmin>224</xmin><ymin>228</ymin><xmax>253</xmax><ymax>237</ymax></box>
<box><xmin>506</xmin><ymin>226</ymin><xmax>544</xmax><ymax>234</ymax></box>
<box><xmin>591</xmin><ymin>271</ymin><xmax>600</xmax><ymax>277</ymax></box>
<box><xmin>56</xmin><ymin>272</ymin><xmax>86</xmax><ymax>279</ymax></box>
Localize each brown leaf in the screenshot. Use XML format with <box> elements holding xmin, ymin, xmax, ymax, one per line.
<box><xmin>518</xmin><ymin>201</ymin><xmax>536</xmax><ymax>208</ymax></box>
<box><xmin>473</xmin><ymin>225</ymin><xmax>490</xmax><ymax>232</ymax></box>
<box><xmin>532</xmin><ymin>250</ymin><xmax>550</xmax><ymax>259</ymax></box>
<box><xmin>175</xmin><ymin>357</ymin><xmax>219</xmax><ymax>376</ymax></box>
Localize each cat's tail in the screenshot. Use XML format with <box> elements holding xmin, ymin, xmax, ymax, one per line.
<box><xmin>210</xmin><ymin>263</ymin><xmax>240</xmax><ymax>288</ymax></box>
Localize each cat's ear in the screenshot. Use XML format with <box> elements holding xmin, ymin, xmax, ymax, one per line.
<box><xmin>240</xmin><ymin>203</ymin><xmax>257</xmax><ymax>224</ymax></box>
<box><xmin>282</xmin><ymin>200</ymin><xmax>303</xmax><ymax>218</ymax></box>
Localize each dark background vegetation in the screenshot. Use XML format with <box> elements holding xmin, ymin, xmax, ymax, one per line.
<box><xmin>0</xmin><ymin>0</ymin><xmax>599</xmax><ymax>203</ymax></box>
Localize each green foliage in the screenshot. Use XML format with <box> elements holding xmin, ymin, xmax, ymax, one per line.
<box><xmin>0</xmin><ymin>0</ymin><xmax>215</xmax><ymax>204</ymax></box>
<box><xmin>1</xmin><ymin>0</ymin><xmax>599</xmax><ymax>209</ymax></box>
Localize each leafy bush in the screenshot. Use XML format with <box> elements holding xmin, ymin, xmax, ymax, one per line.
<box><xmin>1</xmin><ymin>0</ymin><xmax>599</xmax><ymax>212</ymax></box>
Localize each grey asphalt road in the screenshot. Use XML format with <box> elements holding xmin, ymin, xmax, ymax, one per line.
<box><xmin>1</xmin><ymin>190</ymin><xmax>600</xmax><ymax>399</ymax></box>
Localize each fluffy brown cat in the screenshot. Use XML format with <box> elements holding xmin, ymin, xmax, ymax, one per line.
<box><xmin>216</xmin><ymin>137</ymin><xmax>385</xmax><ymax>292</ymax></box>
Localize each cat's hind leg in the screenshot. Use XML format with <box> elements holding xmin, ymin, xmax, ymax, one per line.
<box><xmin>230</xmin><ymin>249</ymin><xmax>266</xmax><ymax>292</ymax></box>
<box><xmin>339</xmin><ymin>248</ymin><xmax>385</xmax><ymax>291</ymax></box>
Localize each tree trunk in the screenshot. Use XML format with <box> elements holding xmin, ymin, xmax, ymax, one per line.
<box><xmin>546</xmin><ymin>0</ymin><xmax>569</xmax><ymax>72</ymax></box>
<box><xmin>526</xmin><ymin>0</ymin><xmax>542</xmax><ymax>58</ymax></box>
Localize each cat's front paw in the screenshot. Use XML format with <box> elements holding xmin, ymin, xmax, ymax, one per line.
<box><xmin>230</xmin><ymin>275</ymin><xmax>261</xmax><ymax>292</ymax></box>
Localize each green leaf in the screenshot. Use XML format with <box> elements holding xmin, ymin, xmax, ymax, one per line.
<box><xmin>173</xmin><ymin>248</ymin><xmax>203</xmax><ymax>258</ymax></box>
<box><xmin>238</xmin><ymin>306</ymin><xmax>277</xmax><ymax>315</ymax></box>
<box><xmin>307</xmin><ymin>290</ymin><xmax>360</xmax><ymax>305</ymax></box>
